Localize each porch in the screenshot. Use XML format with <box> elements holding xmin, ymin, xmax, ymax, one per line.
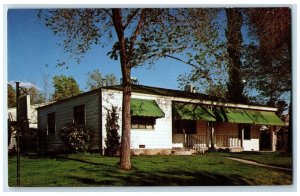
<box><xmin>172</xmin><ymin>134</ymin><xmax>242</xmax><ymax>152</ymax></box>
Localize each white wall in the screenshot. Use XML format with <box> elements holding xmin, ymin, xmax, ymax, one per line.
<box><xmin>101</xmin><ymin>89</ymin><xmax>173</xmax><ymax>151</ymax></box>
<box><xmin>243</xmin><ymin>139</ymin><xmax>259</xmax><ymax>151</ymax></box>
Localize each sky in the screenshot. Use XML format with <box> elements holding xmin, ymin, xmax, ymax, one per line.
<box><xmin>7</xmin><ymin>9</ymin><xmax>196</xmax><ymax>93</ymax></box>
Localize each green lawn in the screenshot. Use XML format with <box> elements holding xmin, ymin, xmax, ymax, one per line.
<box><xmin>8</xmin><ymin>153</ymin><xmax>292</xmax><ymax>187</ymax></box>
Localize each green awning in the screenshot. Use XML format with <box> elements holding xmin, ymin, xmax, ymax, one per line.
<box><xmin>131</xmin><ymin>98</ymin><xmax>165</xmax><ymax>118</ymax></box>
<box><xmin>214</xmin><ymin>108</ymin><xmax>254</xmax><ymax>124</ymax></box>
<box><xmin>173</xmin><ymin>103</ymin><xmax>216</xmax><ymax>121</ymax></box>
<box><xmin>244</xmin><ymin>110</ymin><xmax>286</xmax><ymax>126</ymax></box>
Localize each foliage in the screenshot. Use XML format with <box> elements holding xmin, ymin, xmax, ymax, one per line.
<box><xmin>177</xmin><ymin>9</ymin><xmax>230</xmax><ymax>95</ymax></box>
<box><xmin>242</xmin><ymin>8</ymin><xmax>291</xmax><ymax>105</ymax></box>
<box><xmin>8</xmin><ymin>84</ymin><xmax>16</xmax><ymax>108</ymax></box>
<box><xmin>52</xmin><ymin>75</ymin><xmax>81</xmax><ymax>101</ymax></box>
<box><xmin>21</xmin><ymin>85</ymin><xmax>45</xmax><ymax>104</ymax></box>
<box><xmin>105</xmin><ymin>106</ymin><xmax>121</xmax><ymax>156</ymax></box>
<box><xmin>58</xmin><ymin>123</ymin><xmax>94</xmax><ymax>153</ymax></box>
<box><xmin>87</xmin><ymin>69</ymin><xmax>118</xmax><ymax>90</ymax></box>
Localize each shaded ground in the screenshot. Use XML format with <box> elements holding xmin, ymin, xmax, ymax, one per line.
<box><xmin>8</xmin><ymin>153</ymin><xmax>292</xmax><ymax>187</ymax></box>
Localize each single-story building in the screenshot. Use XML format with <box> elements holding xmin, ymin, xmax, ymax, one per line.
<box><xmin>37</xmin><ymin>84</ymin><xmax>285</xmax><ymax>154</ymax></box>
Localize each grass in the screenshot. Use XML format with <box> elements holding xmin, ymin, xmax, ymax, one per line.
<box><xmin>221</xmin><ymin>152</ymin><xmax>292</xmax><ymax>168</ymax></box>
<box><xmin>8</xmin><ymin>153</ymin><xmax>292</xmax><ymax>187</ymax></box>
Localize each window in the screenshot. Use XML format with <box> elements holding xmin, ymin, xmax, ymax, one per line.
<box><xmin>73</xmin><ymin>105</ymin><xmax>85</xmax><ymax>124</ymax></box>
<box><xmin>244</xmin><ymin>124</ymin><xmax>251</xmax><ymax>140</ymax></box>
<box><xmin>131</xmin><ymin>117</ymin><xmax>156</xmax><ymax>129</ymax></box>
<box><xmin>174</xmin><ymin>120</ymin><xmax>197</xmax><ymax>134</ymax></box>
<box><xmin>47</xmin><ymin>112</ymin><xmax>55</xmax><ymax>135</ymax></box>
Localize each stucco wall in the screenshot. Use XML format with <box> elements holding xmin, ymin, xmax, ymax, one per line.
<box><xmin>101</xmin><ymin>89</ymin><xmax>173</xmax><ymax>152</ymax></box>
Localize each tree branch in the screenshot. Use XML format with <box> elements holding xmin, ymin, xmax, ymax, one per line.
<box><xmin>164</xmin><ymin>55</ymin><xmax>198</xmax><ymax>68</ymax></box>
<box><xmin>123</xmin><ymin>9</ymin><xmax>140</xmax><ymax>30</ymax></box>
<box><xmin>129</xmin><ymin>9</ymin><xmax>145</xmax><ymax>55</ymax></box>
<box><xmin>101</xmin><ymin>8</ymin><xmax>113</xmax><ymax>18</ymax></box>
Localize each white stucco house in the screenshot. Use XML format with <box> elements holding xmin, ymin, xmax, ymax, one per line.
<box><xmin>37</xmin><ymin>84</ymin><xmax>285</xmax><ymax>154</ymax></box>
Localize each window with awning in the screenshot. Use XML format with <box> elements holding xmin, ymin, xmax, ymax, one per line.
<box><xmin>131</xmin><ymin>98</ymin><xmax>165</xmax><ymax>118</ymax></box>
<box><xmin>173</xmin><ymin>103</ymin><xmax>216</xmax><ymax>121</ymax></box>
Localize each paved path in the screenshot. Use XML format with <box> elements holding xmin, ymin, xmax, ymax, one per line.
<box><xmin>224</xmin><ymin>157</ymin><xmax>292</xmax><ymax>171</ymax></box>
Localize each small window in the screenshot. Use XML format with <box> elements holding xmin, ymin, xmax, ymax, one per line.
<box><xmin>73</xmin><ymin>105</ymin><xmax>85</xmax><ymax>124</ymax></box>
<box><xmin>131</xmin><ymin>117</ymin><xmax>156</xmax><ymax>129</ymax></box>
<box><xmin>244</xmin><ymin>124</ymin><xmax>251</xmax><ymax>140</ymax></box>
<box><xmin>47</xmin><ymin>112</ymin><xmax>55</xmax><ymax>135</ymax></box>
<box><xmin>139</xmin><ymin>145</ymin><xmax>146</xmax><ymax>148</ymax></box>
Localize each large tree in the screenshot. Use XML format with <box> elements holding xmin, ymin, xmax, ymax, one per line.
<box><xmin>243</xmin><ymin>8</ymin><xmax>291</xmax><ymax>106</ymax></box>
<box><xmin>52</xmin><ymin>75</ymin><xmax>80</xmax><ymax>101</ymax></box>
<box><xmin>40</xmin><ymin>8</ymin><xmax>206</xmax><ymax>170</ymax></box>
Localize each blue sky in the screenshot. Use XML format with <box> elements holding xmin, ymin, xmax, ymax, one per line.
<box><xmin>7</xmin><ymin>9</ymin><xmax>195</xmax><ymax>93</ymax></box>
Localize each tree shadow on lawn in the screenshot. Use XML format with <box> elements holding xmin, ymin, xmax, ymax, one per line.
<box><xmin>68</xmin><ymin>169</ymin><xmax>252</xmax><ymax>186</ymax></box>
<box><xmin>59</xmin><ymin>156</ymin><xmax>252</xmax><ymax>186</ymax></box>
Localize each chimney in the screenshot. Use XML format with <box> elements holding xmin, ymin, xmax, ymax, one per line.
<box><xmin>184</xmin><ymin>84</ymin><xmax>195</xmax><ymax>93</ymax></box>
<box><xmin>120</xmin><ymin>77</ymin><xmax>139</xmax><ymax>85</ymax></box>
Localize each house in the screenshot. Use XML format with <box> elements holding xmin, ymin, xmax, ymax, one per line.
<box><xmin>37</xmin><ymin>84</ymin><xmax>285</xmax><ymax>154</ymax></box>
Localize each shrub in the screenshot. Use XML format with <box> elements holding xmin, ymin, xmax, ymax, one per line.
<box><xmin>105</xmin><ymin>106</ymin><xmax>120</xmax><ymax>156</ymax></box>
<box><xmin>58</xmin><ymin>123</ymin><xmax>94</xmax><ymax>153</ymax></box>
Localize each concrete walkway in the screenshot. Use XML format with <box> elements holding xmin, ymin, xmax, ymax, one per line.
<box><xmin>224</xmin><ymin>157</ymin><xmax>292</xmax><ymax>171</ymax></box>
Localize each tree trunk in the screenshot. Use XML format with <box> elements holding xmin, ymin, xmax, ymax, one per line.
<box><xmin>225</xmin><ymin>8</ymin><xmax>245</xmax><ymax>103</ymax></box>
<box><xmin>119</xmin><ymin>73</ymin><xmax>132</xmax><ymax>170</ymax></box>
<box><xmin>111</xmin><ymin>9</ymin><xmax>132</xmax><ymax>170</ymax></box>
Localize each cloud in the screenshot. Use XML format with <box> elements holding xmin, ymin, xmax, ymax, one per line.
<box><xmin>8</xmin><ymin>80</ymin><xmax>41</xmax><ymax>90</ymax></box>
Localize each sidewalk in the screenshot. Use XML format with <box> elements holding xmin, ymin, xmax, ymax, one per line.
<box><xmin>224</xmin><ymin>157</ymin><xmax>292</xmax><ymax>171</ymax></box>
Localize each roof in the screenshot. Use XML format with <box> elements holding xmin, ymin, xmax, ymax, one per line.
<box><xmin>37</xmin><ymin>84</ymin><xmax>277</xmax><ymax>111</ymax></box>
<box><xmin>103</xmin><ymin>84</ymin><xmax>220</xmax><ymax>101</ymax></box>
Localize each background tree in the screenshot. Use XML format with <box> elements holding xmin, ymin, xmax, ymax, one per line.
<box><xmin>8</xmin><ymin>84</ymin><xmax>16</xmax><ymax>108</ymax></box>
<box><xmin>225</xmin><ymin>8</ymin><xmax>247</xmax><ymax>103</ymax></box>
<box><xmin>21</xmin><ymin>85</ymin><xmax>45</xmax><ymax>104</ymax></box>
<box><xmin>87</xmin><ymin>69</ymin><xmax>118</xmax><ymax>90</ymax></box>
<box><xmin>105</xmin><ymin>106</ymin><xmax>121</xmax><ymax>156</ymax></box>
<box><xmin>40</xmin><ymin>8</ymin><xmax>210</xmax><ymax>170</ymax></box>
<box><xmin>42</xmin><ymin>73</ymin><xmax>52</xmax><ymax>102</ymax></box>
<box><xmin>242</xmin><ymin>8</ymin><xmax>291</xmax><ymax>106</ymax></box>
<box><xmin>52</xmin><ymin>75</ymin><xmax>81</xmax><ymax>101</ymax></box>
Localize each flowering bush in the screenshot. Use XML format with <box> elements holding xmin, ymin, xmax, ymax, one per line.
<box><xmin>58</xmin><ymin>123</ymin><xmax>94</xmax><ymax>153</ymax></box>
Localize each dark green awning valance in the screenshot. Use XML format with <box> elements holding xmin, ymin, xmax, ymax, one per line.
<box><xmin>214</xmin><ymin>108</ymin><xmax>254</xmax><ymax>124</ymax></box>
<box><xmin>173</xmin><ymin>103</ymin><xmax>216</xmax><ymax>121</ymax></box>
<box><xmin>131</xmin><ymin>98</ymin><xmax>165</xmax><ymax>118</ymax></box>
<box><xmin>244</xmin><ymin>110</ymin><xmax>286</xmax><ymax>126</ymax></box>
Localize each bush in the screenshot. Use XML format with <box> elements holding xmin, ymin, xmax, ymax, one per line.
<box><xmin>58</xmin><ymin>123</ymin><xmax>94</xmax><ymax>153</ymax></box>
<box><xmin>105</xmin><ymin>106</ymin><xmax>120</xmax><ymax>156</ymax></box>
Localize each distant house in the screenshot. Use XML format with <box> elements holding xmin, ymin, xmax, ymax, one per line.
<box><xmin>37</xmin><ymin>84</ymin><xmax>285</xmax><ymax>154</ymax></box>
<box><xmin>8</xmin><ymin>95</ymin><xmax>51</xmax><ymax>151</ymax></box>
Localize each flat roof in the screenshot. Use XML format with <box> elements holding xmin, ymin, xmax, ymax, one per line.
<box><xmin>37</xmin><ymin>84</ymin><xmax>277</xmax><ymax>111</ymax></box>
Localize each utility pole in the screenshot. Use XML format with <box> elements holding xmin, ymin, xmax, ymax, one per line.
<box><xmin>15</xmin><ymin>81</ymin><xmax>20</xmax><ymax>187</ymax></box>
